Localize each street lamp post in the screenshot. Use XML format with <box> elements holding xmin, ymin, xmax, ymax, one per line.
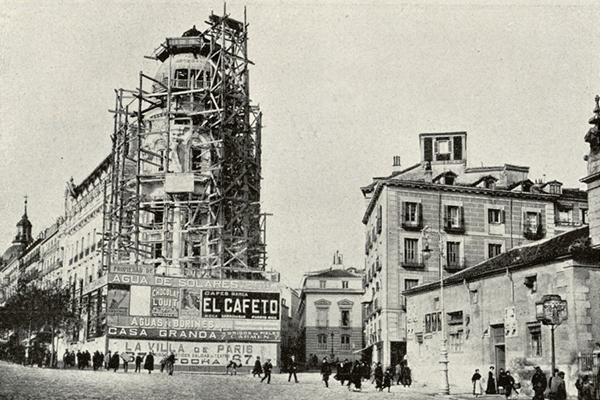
<box><xmin>536</xmin><ymin>295</ymin><xmax>568</xmax><ymax>376</ymax></box>
<box><xmin>331</xmin><ymin>332</ymin><xmax>335</xmax><ymax>361</ymax></box>
<box><xmin>421</xmin><ymin>225</ymin><xmax>450</xmax><ymax>395</ymax></box>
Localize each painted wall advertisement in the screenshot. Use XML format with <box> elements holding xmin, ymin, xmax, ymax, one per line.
<box><xmin>105</xmin><ymin>274</ymin><xmax>282</xmax><ymax>344</ymax></box>
<box><xmin>109</xmin><ymin>339</ymin><xmax>279</xmax><ymax>366</ymax></box>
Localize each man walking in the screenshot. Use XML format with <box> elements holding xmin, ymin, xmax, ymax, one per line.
<box><xmin>321</xmin><ymin>357</ymin><xmax>331</xmax><ymax>388</ymax></box>
<box><xmin>532</xmin><ymin>366</ymin><xmax>547</xmax><ymax>400</ymax></box>
<box><xmin>261</xmin><ymin>359</ymin><xmax>273</xmax><ymax>384</ymax></box>
<box><xmin>288</xmin><ymin>355</ymin><xmax>299</xmax><ymax>383</ymax></box>
<box><xmin>252</xmin><ymin>356</ymin><xmax>263</xmax><ymax>377</ymax></box>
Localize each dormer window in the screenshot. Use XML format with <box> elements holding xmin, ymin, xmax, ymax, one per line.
<box><xmin>547</xmin><ymin>181</ymin><xmax>562</xmax><ymax>194</ymax></box>
<box><xmin>484</xmin><ymin>178</ymin><xmax>496</xmax><ymax>189</ymax></box>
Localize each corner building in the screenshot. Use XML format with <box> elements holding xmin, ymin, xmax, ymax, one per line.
<box><xmin>52</xmin><ymin>12</ymin><xmax>281</xmax><ymax>371</ymax></box>
<box><xmin>403</xmin><ymin>99</ymin><xmax>600</xmax><ymax>394</ymax></box>
<box><xmin>361</xmin><ymin>132</ymin><xmax>587</xmax><ymax>368</ymax></box>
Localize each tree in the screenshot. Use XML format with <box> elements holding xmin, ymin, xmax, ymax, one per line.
<box><xmin>0</xmin><ymin>284</ymin><xmax>75</xmax><ymax>366</ymax></box>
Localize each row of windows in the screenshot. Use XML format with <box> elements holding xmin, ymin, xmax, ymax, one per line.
<box><xmin>417</xmin><ymin>324</ymin><xmax>542</xmax><ymax>356</ymax></box>
<box><xmin>316</xmin><ymin>309</ymin><xmax>352</xmax><ymax>327</ymax></box>
<box><xmin>316</xmin><ymin>334</ymin><xmax>352</xmax><ymax>350</ymax></box>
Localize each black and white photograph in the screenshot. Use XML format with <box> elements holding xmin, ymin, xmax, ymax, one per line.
<box><xmin>0</xmin><ymin>0</ymin><xmax>599</xmax><ymax>398</ymax></box>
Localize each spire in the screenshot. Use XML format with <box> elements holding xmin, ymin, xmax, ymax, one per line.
<box><xmin>13</xmin><ymin>195</ymin><xmax>32</xmax><ymax>246</ymax></box>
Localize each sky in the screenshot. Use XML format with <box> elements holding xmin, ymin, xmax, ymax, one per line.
<box><xmin>0</xmin><ymin>1</ymin><xmax>599</xmax><ymax>289</ymax></box>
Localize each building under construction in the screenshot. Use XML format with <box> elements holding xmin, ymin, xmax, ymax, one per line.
<box><xmin>44</xmin><ymin>10</ymin><xmax>282</xmax><ymax>370</ymax></box>
<box><xmin>106</xmin><ymin>12</ymin><xmax>264</xmax><ymax>278</ymax></box>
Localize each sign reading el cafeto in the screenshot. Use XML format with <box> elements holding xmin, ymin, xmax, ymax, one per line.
<box><xmin>201</xmin><ymin>291</ymin><xmax>280</xmax><ymax>320</ymax></box>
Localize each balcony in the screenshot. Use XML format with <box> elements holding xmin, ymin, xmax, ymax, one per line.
<box><xmin>402</xmin><ymin>216</ymin><xmax>423</xmax><ymax>231</ymax></box>
<box><xmin>523</xmin><ymin>224</ymin><xmax>546</xmax><ymax>240</ymax></box>
<box><xmin>445</xmin><ymin>257</ymin><xmax>466</xmax><ymax>273</ymax></box>
<box><xmin>400</xmin><ymin>254</ymin><xmax>425</xmax><ymax>270</ymax></box>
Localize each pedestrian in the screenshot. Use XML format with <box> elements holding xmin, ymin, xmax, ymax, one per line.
<box><xmin>498</xmin><ymin>368</ymin><xmax>507</xmax><ymax>395</ymax></box>
<box><xmin>321</xmin><ymin>357</ymin><xmax>331</xmax><ymax>388</ymax></box>
<box><xmin>226</xmin><ymin>359</ymin><xmax>238</xmax><ymax>375</ymax></box>
<box><xmin>383</xmin><ymin>367</ymin><xmax>393</xmax><ymax>392</ymax></box>
<box><xmin>472</xmin><ymin>369</ymin><xmax>483</xmax><ymax>397</ymax></box>
<box><xmin>62</xmin><ymin>350</ymin><xmax>69</xmax><ymax>369</ymax></box>
<box><xmin>135</xmin><ymin>354</ymin><xmax>143</xmax><ymax>373</ymax></box>
<box><xmin>144</xmin><ymin>351</ymin><xmax>154</xmax><ymax>374</ymax></box>
<box><xmin>548</xmin><ymin>371</ymin><xmax>567</xmax><ymax>400</ymax></box>
<box><xmin>532</xmin><ymin>366</ymin><xmax>547</xmax><ymax>400</ymax></box>
<box><xmin>288</xmin><ymin>355</ymin><xmax>299</xmax><ymax>383</ymax></box>
<box><xmin>110</xmin><ymin>351</ymin><xmax>120</xmax><ymax>372</ymax></box>
<box><xmin>401</xmin><ymin>363</ymin><xmax>412</xmax><ymax>387</ymax></box>
<box><xmin>389</xmin><ymin>363</ymin><xmax>396</xmax><ymax>385</ymax></box>
<box><xmin>121</xmin><ymin>351</ymin><xmax>130</xmax><ymax>373</ymax></box>
<box><xmin>580</xmin><ymin>375</ymin><xmax>594</xmax><ymax>400</ymax></box>
<box><xmin>252</xmin><ymin>356</ymin><xmax>263</xmax><ymax>377</ymax></box>
<box><xmin>503</xmin><ymin>370</ymin><xmax>517</xmax><ymax>400</ymax></box>
<box><xmin>374</xmin><ymin>362</ymin><xmax>384</xmax><ymax>391</ymax></box>
<box><xmin>261</xmin><ymin>358</ymin><xmax>273</xmax><ymax>384</ymax></box>
<box><xmin>351</xmin><ymin>360</ymin><xmax>362</xmax><ymax>392</ymax></box>
<box><xmin>486</xmin><ymin>366</ymin><xmax>497</xmax><ymax>394</ymax></box>
<box><xmin>76</xmin><ymin>350</ymin><xmax>83</xmax><ymax>370</ymax></box>
<box><xmin>84</xmin><ymin>350</ymin><xmax>91</xmax><ymax>369</ymax></box>
<box><xmin>166</xmin><ymin>351</ymin><xmax>176</xmax><ymax>375</ymax></box>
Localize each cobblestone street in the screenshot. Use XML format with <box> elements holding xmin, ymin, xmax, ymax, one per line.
<box><xmin>0</xmin><ymin>361</ymin><xmax>505</xmax><ymax>400</ymax></box>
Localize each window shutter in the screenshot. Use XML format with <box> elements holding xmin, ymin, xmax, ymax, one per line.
<box><xmin>537</xmin><ymin>212</ymin><xmax>542</xmax><ymax>229</ymax></box>
<box><xmin>501</xmin><ymin>210</ymin><xmax>506</xmax><ymax>224</ymax></box>
<box><xmin>402</xmin><ymin>201</ymin><xmax>406</xmax><ymax>223</ymax></box>
<box><xmin>377</xmin><ymin>205</ymin><xmax>382</xmax><ymax>234</ymax></box>
<box><xmin>424</xmin><ymin>138</ymin><xmax>433</xmax><ymax>161</ymax></box>
<box><xmin>459</xmin><ymin>206</ymin><xmax>465</xmax><ymax>228</ymax></box>
<box><xmin>453</xmin><ymin>136</ymin><xmax>463</xmax><ymax>160</ymax></box>
<box><xmin>418</xmin><ymin>203</ymin><xmax>423</xmax><ymax>226</ymax></box>
<box><xmin>523</xmin><ymin>212</ymin><xmax>527</xmax><ymax>228</ymax></box>
<box><xmin>444</xmin><ymin>205</ymin><xmax>449</xmax><ymax>227</ymax></box>
<box><xmin>434</xmin><ymin>139</ymin><xmax>439</xmax><ymax>154</ymax></box>
<box><xmin>488</xmin><ymin>209</ymin><xmax>493</xmax><ymax>224</ymax></box>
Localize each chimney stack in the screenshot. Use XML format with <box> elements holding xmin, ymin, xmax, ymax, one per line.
<box><xmin>392</xmin><ymin>156</ymin><xmax>402</xmax><ymax>172</ymax></box>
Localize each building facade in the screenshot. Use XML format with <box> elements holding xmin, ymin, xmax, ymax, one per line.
<box><xmin>297</xmin><ymin>256</ymin><xmax>364</xmax><ymax>365</ymax></box>
<box><xmin>403</xmin><ymin>97</ymin><xmax>600</xmax><ymax>395</ymax></box>
<box><xmin>0</xmin><ymin>11</ymin><xmax>285</xmax><ymax>371</ymax></box>
<box><xmin>361</xmin><ymin>132</ymin><xmax>588</xmax><ymax>368</ymax></box>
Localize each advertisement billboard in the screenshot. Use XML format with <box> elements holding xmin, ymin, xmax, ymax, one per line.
<box><xmin>108</xmin><ymin>339</ymin><xmax>279</xmax><ymax>366</ymax></box>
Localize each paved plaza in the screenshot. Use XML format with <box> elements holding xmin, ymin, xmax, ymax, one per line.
<box><xmin>0</xmin><ymin>361</ymin><xmax>507</xmax><ymax>400</ymax></box>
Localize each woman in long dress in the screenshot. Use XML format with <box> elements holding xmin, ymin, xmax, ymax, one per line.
<box><xmin>472</xmin><ymin>369</ymin><xmax>483</xmax><ymax>397</ymax></box>
<box><xmin>486</xmin><ymin>366</ymin><xmax>497</xmax><ymax>394</ymax></box>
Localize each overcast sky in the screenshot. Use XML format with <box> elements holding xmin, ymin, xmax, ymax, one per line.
<box><xmin>0</xmin><ymin>1</ymin><xmax>598</xmax><ymax>288</ymax></box>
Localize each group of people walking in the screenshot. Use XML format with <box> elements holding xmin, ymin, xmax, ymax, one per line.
<box><xmin>250</xmin><ymin>356</ymin><xmax>273</xmax><ymax>384</ymax></box>
<box><xmin>471</xmin><ymin>365</ymin><xmax>586</xmax><ymax>400</ymax></box>
<box><xmin>472</xmin><ymin>366</ymin><xmax>519</xmax><ymax>399</ymax></box>
<box><xmin>317</xmin><ymin>358</ymin><xmax>411</xmax><ymax>392</ymax></box>
<box><xmin>61</xmin><ymin>349</ymin><xmax>166</xmax><ymax>375</ymax></box>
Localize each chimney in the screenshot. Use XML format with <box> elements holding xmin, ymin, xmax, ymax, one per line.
<box><xmin>392</xmin><ymin>156</ymin><xmax>402</xmax><ymax>173</ymax></box>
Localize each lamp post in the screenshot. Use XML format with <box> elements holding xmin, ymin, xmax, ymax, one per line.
<box><xmin>331</xmin><ymin>332</ymin><xmax>335</xmax><ymax>361</ymax></box>
<box><xmin>535</xmin><ymin>295</ymin><xmax>568</xmax><ymax>376</ymax></box>
<box><xmin>421</xmin><ymin>225</ymin><xmax>450</xmax><ymax>395</ymax></box>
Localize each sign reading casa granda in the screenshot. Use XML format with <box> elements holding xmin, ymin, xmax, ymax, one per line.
<box><xmin>107</xmin><ymin>326</ymin><xmax>280</xmax><ymax>342</ymax></box>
